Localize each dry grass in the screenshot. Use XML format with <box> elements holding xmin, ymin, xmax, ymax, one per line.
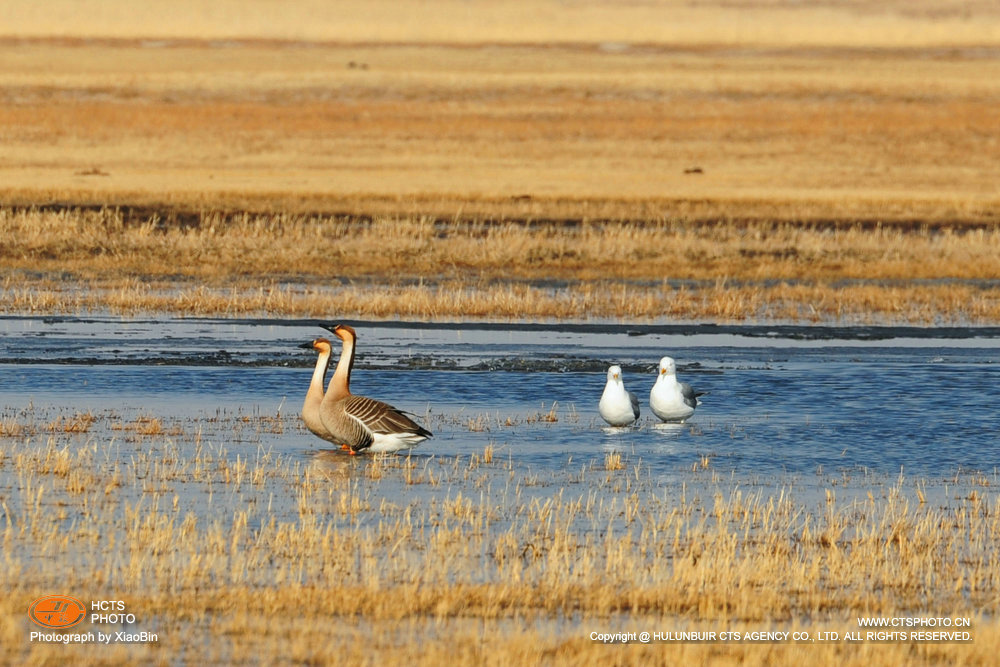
<box><xmin>0</xmin><ymin>418</ymin><xmax>27</xmax><ymax>438</ymax></box>
<box><xmin>1</xmin><ymin>408</ymin><xmax>999</xmax><ymax>664</ymax></box>
<box><xmin>1</xmin><ymin>3</ymin><xmax>999</xmax><ymax>323</ymax></box>
<box><xmin>46</xmin><ymin>412</ymin><xmax>96</xmax><ymax>434</ymax></box>
<box><xmin>4</xmin><ymin>0</ymin><xmax>999</xmax><ymax>46</ymax></box>
<box><xmin>6</xmin><ymin>277</ymin><xmax>1000</xmax><ymax>323</ymax></box>
<box><xmin>603</xmin><ymin>451</ymin><xmax>625</xmax><ymax>471</ymax></box>
<box><xmin>7</xmin><ymin>209</ymin><xmax>1000</xmax><ymax>282</ymax></box>
<box><xmin>1</xmin><ymin>4</ymin><xmax>999</xmax><ymax>223</ymax></box>
<box><xmin>2</xmin><ymin>5</ymin><xmax>998</xmax><ymax>663</ymax></box>
<box><xmin>3</xmin><ymin>209</ymin><xmax>1000</xmax><ymax>322</ymax></box>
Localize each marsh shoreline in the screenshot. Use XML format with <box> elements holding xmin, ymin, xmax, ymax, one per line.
<box><xmin>4</xmin><ymin>314</ymin><xmax>1000</xmax><ymax>368</ymax></box>
<box><xmin>5</xmin><ymin>207</ymin><xmax>1000</xmax><ymax>324</ymax></box>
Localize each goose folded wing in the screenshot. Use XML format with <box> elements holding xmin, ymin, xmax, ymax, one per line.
<box><xmin>343</xmin><ymin>395</ymin><xmax>431</xmax><ymax>437</ymax></box>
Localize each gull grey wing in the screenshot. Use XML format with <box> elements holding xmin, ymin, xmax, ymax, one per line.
<box><xmin>679</xmin><ymin>382</ymin><xmax>702</xmax><ymax>408</ymax></box>
<box><xmin>628</xmin><ymin>390</ymin><xmax>640</xmax><ymax>419</ymax></box>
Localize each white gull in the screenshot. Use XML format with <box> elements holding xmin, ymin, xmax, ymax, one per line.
<box><xmin>599</xmin><ymin>365</ymin><xmax>640</xmax><ymax>426</ymax></box>
<box><xmin>649</xmin><ymin>356</ymin><xmax>704</xmax><ymax>423</ymax></box>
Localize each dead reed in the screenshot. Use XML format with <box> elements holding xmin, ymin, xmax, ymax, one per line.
<box><xmin>6</xmin><ymin>209</ymin><xmax>1000</xmax><ymax>283</ymax></box>
<box><xmin>1</xmin><ymin>404</ymin><xmax>998</xmax><ymax>664</ymax></box>
<box><xmin>3</xmin><ymin>208</ymin><xmax>1000</xmax><ymax>323</ymax></box>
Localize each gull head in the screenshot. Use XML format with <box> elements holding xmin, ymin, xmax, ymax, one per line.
<box><xmin>658</xmin><ymin>356</ymin><xmax>677</xmax><ymax>376</ymax></box>
<box><xmin>607</xmin><ymin>365</ymin><xmax>623</xmax><ymax>383</ymax></box>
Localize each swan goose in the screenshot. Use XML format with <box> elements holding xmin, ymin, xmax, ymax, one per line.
<box><xmin>317</xmin><ymin>324</ymin><xmax>432</xmax><ymax>454</ymax></box>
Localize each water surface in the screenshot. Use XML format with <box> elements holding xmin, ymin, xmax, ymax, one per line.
<box><xmin>2</xmin><ymin>315</ymin><xmax>997</xmax><ymax>482</ymax></box>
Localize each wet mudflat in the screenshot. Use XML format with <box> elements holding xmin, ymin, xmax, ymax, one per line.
<box><xmin>1</xmin><ymin>313</ymin><xmax>998</xmax><ymax>548</ymax></box>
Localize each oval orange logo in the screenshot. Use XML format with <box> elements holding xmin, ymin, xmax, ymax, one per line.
<box><xmin>28</xmin><ymin>595</ymin><xmax>86</xmax><ymax>629</ymax></box>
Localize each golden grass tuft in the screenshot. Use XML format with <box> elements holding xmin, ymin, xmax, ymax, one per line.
<box><xmin>112</xmin><ymin>416</ymin><xmax>184</xmax><ymax>438</ymax></box>
<box><xmin>44</xmin><ymin>411</ymin><xmax>96</xmax><ymax>434</ymax></box>
<box><xmin>0</xmin><ymin>418</ymin><xmax>27</xmax><ymax>438</ymax></box>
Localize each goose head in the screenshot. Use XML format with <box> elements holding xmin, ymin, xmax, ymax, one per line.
<box><xmin>322</xmin><ymin>324</ymin><xmax>357</xmax><ymax>343</ymax></box>
<box><xmin>300</xmin><ymin>337</ymin><xmax>333</xmax><ymax>354</ymax></box>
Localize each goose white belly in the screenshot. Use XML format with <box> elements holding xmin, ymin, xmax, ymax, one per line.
<box><xmin>369</xmin><ymin>431</ymin><xmax>429</xmax><ymax>453</ymax></box>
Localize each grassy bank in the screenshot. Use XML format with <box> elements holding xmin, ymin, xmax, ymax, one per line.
<box><xmin>2</xmin><ymin>1</ymin><xmax>998</xmax><ymax>323</ymax></box>
<box><xmin>3</xmin><ymin>208</ymin><xmax>1000</xmax><ymax>323</ymax></box>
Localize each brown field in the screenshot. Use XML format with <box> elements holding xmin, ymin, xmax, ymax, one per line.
<box><xmin>1</xmin><ymin>34</ymin><xmax>998</xmax><ymax>221</ymax></box>
<box><xmin>1</xmin><ymin>1</ymin><xmax>1000</xmax><ymax>323</ymax></box>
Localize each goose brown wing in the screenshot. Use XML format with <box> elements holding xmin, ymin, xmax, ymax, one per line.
<box><xmin>342</xmin><ymin>395</ymin><xmax>433</xmax><ymax>438</ymax></box>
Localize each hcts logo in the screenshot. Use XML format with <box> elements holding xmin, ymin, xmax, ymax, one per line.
<box><xmin>90</xmin><ymin>600</ymin><xmax>135</xmax><ymax>624</ymax></box>
<box><xmin>28</xmin><ymin>595</ymin><xmax>87</xmax><ymax>629</ymax></box>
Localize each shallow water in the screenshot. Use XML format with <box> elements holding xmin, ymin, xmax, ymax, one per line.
<box><xmin>2</xmin><ymin>315</ymin><xmax>998</xmax><ymax>482</ymax></box>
